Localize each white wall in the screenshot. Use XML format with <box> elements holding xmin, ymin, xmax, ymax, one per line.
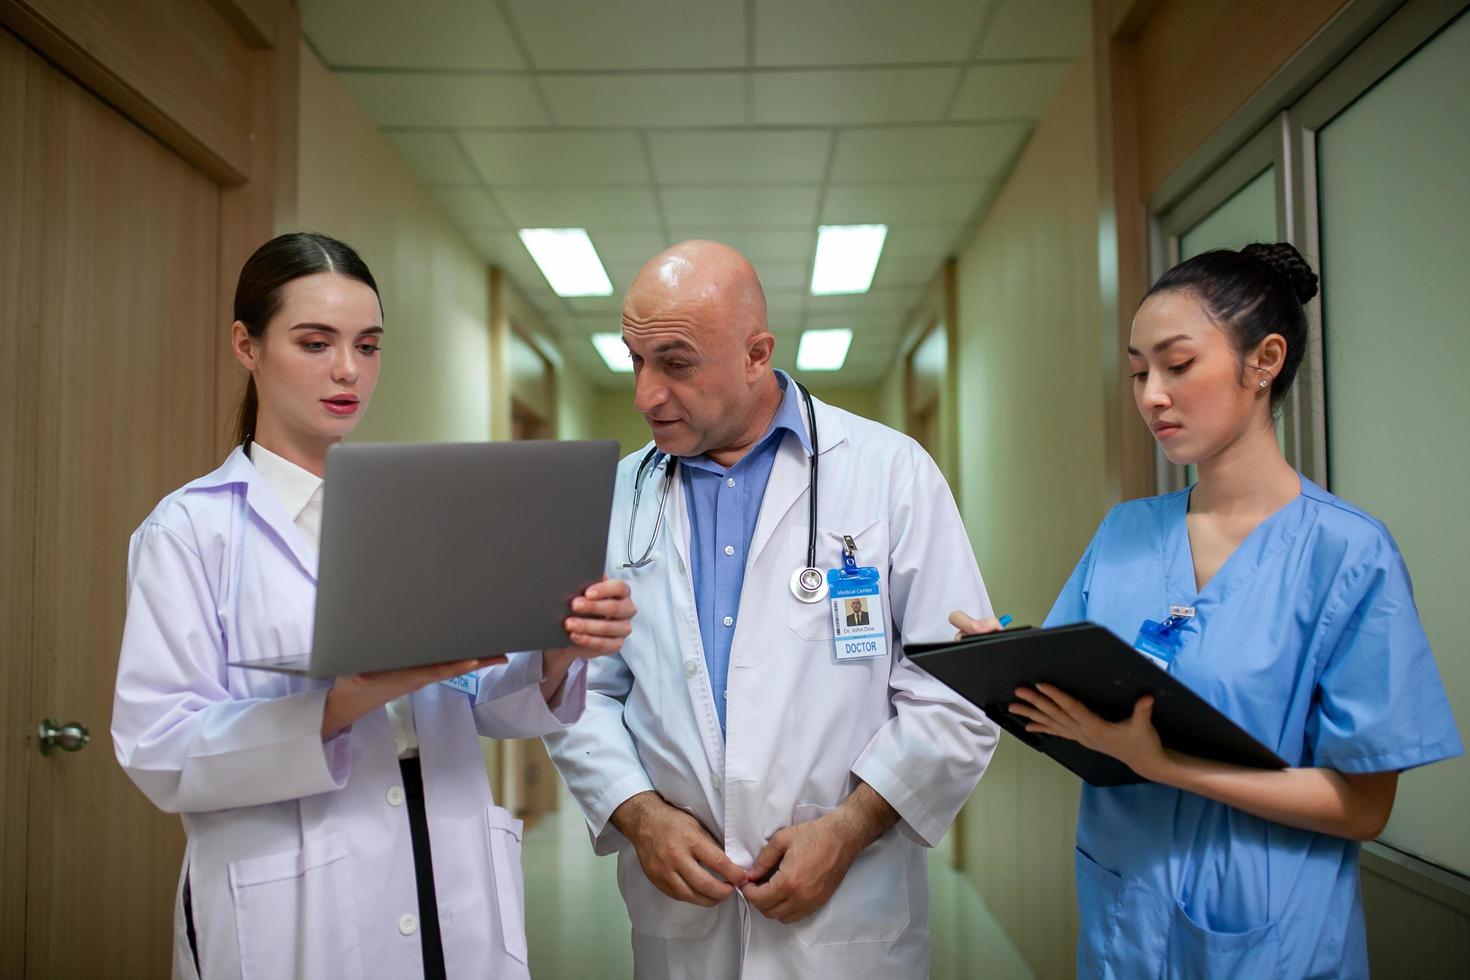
<box><xmin>296</xmin><ymin>42</ymin><xmax>493</xmax><ymax>443</ymax></box>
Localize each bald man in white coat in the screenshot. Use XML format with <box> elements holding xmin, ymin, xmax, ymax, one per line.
<box><xmin>545</xmin><ymin>241</ymin><xmax>1000</xmax><ymax>979</ymax></box>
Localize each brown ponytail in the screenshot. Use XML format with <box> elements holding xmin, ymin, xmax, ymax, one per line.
<box><xmin>233</xmin><ymin>375</ymin><xmax>259</xmax><ymax>447</ymax></box>
<box><xmin>230</xmin><ymin>232</ymin><xmax>380</xmax><ymax>445</ymax></box>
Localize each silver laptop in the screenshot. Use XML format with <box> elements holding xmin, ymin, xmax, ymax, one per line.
<box><xmin>232</xmin><ymin>440</ymin><xmax>619</xmax><ymax>678</ymax></box>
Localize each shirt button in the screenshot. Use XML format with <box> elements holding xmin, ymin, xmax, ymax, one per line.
<box><xmin>683</xmin><ymin>660</ymin><xmax>699</xmax><ymax>677</ymax></box>
<box><xmin>398</xmin><ymin>913</ymin><xmax>418</xmax><ymax>936</ymax></box>
<box><xmin>726</xmin><ymin>478</ymin><xmax>736</xmax><ymax>488</ymax></box>
<box><xmin>722</xmin><ymin>616</ymin><xmax>734</xmax><ymax>627</ymax></box>
<box><xmin>386</xmin><ymin>786</ymin><xmax>405</xmax><ymax>807</ymax></box>
<box><xmin>723</xmin><ymin>545</ymin><xmax>735</xmax><ymax>556</ymax></box>
<box><xmin>710</xmin><ymin>769</ymin><xmax>722</xmax><ymax>788</ymax></box>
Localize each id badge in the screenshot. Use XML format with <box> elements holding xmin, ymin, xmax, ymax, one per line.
<box><xmin>1133</xmin><ymin>607</ymin><xmax>1193</xmax><ymax>671</ymax></box>
<box><xmin>828</xmin><ymin>566</ymin><xmax>886</xmax><ymax>662</ymax></box>
<box><xmin>441</xmin><ymin>671</ymin><xmax>480</xmax><ymax>698</ymax></box>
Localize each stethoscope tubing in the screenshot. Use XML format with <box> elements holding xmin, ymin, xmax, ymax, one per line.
<box><xmin>624</xmin><ymin>382</ymin><xmax>819</xmax><ymax>571</ymax></box>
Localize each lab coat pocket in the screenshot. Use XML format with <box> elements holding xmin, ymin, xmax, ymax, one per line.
<box><xmin>616</xmin><ymin>842</ymin><xmax>721</xmax><ymax>939</ymax></box>
<box><xmin>787</xmin><ymin>521</ymin><xmax>889</xmax><ymax>641</ymax></box>
<box><xmin>228</xmin><ymin>833</ymin><xmax>364</xmax><ymax>980</ymax></box>
<box><xmin>788</xmin><ymin>803</ymin><xmax>910</xmax><ymax>947</ymax></box>
<box><xmin>1167</xmin><ymin>900</ymin><xmax>1282</xmax><ymax>978</ymax></box>
<box><xmin>486</xmin><ymin>806</ymin><xmax>530</xmax><ymax>964</ymax></box>
<box><xmin>1074</xmin><ymin>847</ymin><xmax>1125</xmax><ymax>976</ymax></box>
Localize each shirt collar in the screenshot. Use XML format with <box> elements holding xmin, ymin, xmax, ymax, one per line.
<box><xmin>248</xmin><ymin>441</ymin><xmax>323</xmax><ymax>521</ymax></box>
<box><xmin>679</xmin><ymin>370</ymin><xmax>812</xmax><ymax>473</ymax></box>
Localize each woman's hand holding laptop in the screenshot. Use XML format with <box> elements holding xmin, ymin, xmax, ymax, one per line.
<box><xmin>321</xmin><ymin>578</ymin><xmax>637</xmax><ymax>737</ymax></box>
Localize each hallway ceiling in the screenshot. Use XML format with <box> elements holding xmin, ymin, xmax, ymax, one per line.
<box><xmin>302</xmin><ymin>0</ymin><xmax>1090</xmax><ymax>386</ymax></box>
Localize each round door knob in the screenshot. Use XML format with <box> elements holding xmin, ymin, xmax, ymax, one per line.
<box><xmin>38</xmin><ymin>718</ymin><xmax>89</xmax><ymax>755</ymax></box>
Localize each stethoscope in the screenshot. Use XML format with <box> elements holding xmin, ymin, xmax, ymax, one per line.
<box><xmin>623</xmin><ymin>381</ymin><xmax>829</xmax><ymax>604</ymax></box>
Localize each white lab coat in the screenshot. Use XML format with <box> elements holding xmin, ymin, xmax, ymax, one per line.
<box><xmin>112</xmin><ymin>447</ymin><xmax>588</xmax><ymax>980</ymax></box>
<box><xmin>544</xmin><ymin>396</ymin><xmax>1000</xmax><ymax>979</ymax></box>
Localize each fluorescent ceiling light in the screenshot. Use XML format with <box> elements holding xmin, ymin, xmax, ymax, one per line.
<box><xmin>518</xmin><ymin>228</ymin><xmax>613</xmax><ymax>297</ymax></box>
<box><xmin>591</xmin><ymin>333</ymin><xmax>634</xmax><ymax>373</ymax></box>
<box><xmin>796</xmin><ymin>328</ymin><xmax>853</xmax><ymax>372</ymax></box>
<box><xmin>809</xmin><ymin>224</ymin><xmax>887</xmax><ymax>295</ymax></box>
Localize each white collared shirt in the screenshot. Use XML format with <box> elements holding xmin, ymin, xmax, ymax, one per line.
<box><xmin>250</xmin><ymin>441</ymin><xmax>419</xmax><ymax>759</ymax></box>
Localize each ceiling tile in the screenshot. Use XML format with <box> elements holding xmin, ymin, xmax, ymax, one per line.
<box><xmin>384</xmin><ymin>132</ymin><xmax>480</xmax><ymax>185</ymax></box>
<box><xmin>336</xmin><ymin>72</ymin><xmax>548</xmax><ymax>127</ymax></box>
<box><xmin>807</xmin><ymin>286</ymin><xmax>924</xmax><ymax>315</ymax></box>
<box><xmin>540</xmin><ymin>74</ymin><xmax>747</xmax><ymax>127</ymax></box>
<box><xmin>302</xmin><ymin>0</ymin><xmax>525</xmax><ymax>70</ymax></box>
<box><xmin>750</xmin><ymin>261</ymin><xmax>808</xmax><ymax>292</ymax></box>
<box><xmin>871</xmin><ymin>255</ymin><xmax>942</xmax><ymax>289</ymax></box>
<box><xmin>752</xmin><ymin>68</ymin><xmax>959</xmax><ymax>125</ymax></box>
<box><xmin>754</xmin><ymin>0</ymin><xmax>991</xmax><ymax>66</ymax></box>
<box><xmin>883</xmin><ymin>224</ymin><xmax>965</xmax><ymax>258</ymax></box>
<box><xmin>601</xmin><ymin>256</ymin><xmax>645</xmax><ymax>292</ymax></box>
<box><xmin>950</xmin><ymin>62</ymin><xmax>1071</xmax><ymax>121</ymax></box>
<box><xmin>497</xmin><ymin>187</ymin><xmax>662</xmax><ymax>228</ymax></box>
<box><xmin>829</xmin><ymin>124</ymin><xmax>1029</xmax><ymax>181</ymax></box>
<box><xmin>803</xmin><ymin>312</ymin><xmax>909</xmax><ymax>333</ymax></box>
<box><xmin>821</xmin><ymin>182</ymin><xmax>987</xmax><ymax>225</ymax></box>
<box><xmin>667</xmin><ymin>227</ymin><xmax>816</xmax><ymax>260</ymax></box>
<box><xmin>648</xmin><ymin>131</ymin><xmax>831</xmax><ymax>185</ymax></box>
<box><xmin>431</xmin><ymin>187</ymin><xmax>507</xmax><ymax>228</ymax></box>
<box><xmin>763</xmin><ymin>289</ymin><xmax>808</xmax><ymax>314</ymax></box>
<box><xmin>588</xmin><ymin>229</ymin><xmax>669</xmax><ymax>263</ymax></box>
<box><xmin>564</xmin><ymin>297</ymin><xmax>625</xmax><ymax>317</ymax></box>
<box><xmin>503</xmin><ymin>0</ymin><xmax>745</xmax><ymax>70</ymax></box>
<box><xmin>661</xmin><ymin>187</ymin><xmax>820</xmax><ymax>227</ymax></box>
<box><xmin>978</xmin><ymin>0</ymin><xmax>1092</xmax><ymax>59</ymax></box>
<box><xmin>460</xmin><ymin>131</ymin><xmax>649</xmax><ymax>185</ymax></box>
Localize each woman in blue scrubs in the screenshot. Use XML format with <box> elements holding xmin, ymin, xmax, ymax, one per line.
<box><xmin>955</xmin><ymin>242</ymin><xmax>1461</xmax><ymax>978</ymax></box>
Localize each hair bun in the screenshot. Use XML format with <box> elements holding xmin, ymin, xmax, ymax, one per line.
<box><xmin>1242</xmin><ymin>242</ymin><xmax>1319</xmax><ymax>305</ymax></box>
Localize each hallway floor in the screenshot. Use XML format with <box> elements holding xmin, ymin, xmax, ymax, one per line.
<box><xmin>522</xmin><ymin>786</ymin><xmax>1034</xmax><ymax>979</ymax></box>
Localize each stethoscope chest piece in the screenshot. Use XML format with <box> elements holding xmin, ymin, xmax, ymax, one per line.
<box><xmin>790</xmin><ymin>565</ymin><xmax>828</xmax><ymax>604</ymax></box>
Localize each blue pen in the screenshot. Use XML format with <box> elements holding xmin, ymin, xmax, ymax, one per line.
<box><xmin>998</xmin><ymin>614</ymin><xmax>1013</xmax><ymax>628</ymax></box>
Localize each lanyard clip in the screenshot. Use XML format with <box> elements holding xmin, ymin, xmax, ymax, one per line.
<box><xmin>841</xmin><ymin>534</ymin><xmax>858</xmax><ymax>575</ymax></box>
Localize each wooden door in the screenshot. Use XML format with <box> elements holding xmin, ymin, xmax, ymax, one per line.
<box><xmin>0</xmin><ymin>21</ymin><xmax>252</xmax><ymax>976</ymax></box>
<box><xmin>0</xmin><ymin>25</ymin><xmax>42</xmax><ymax>970</ymax></box>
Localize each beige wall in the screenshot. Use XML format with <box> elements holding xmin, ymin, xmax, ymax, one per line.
<box><xmin>296</xmin><ymin>43</ymin><xmax>494</xmax><ymax>443</ymax></box>
<box><xmin>948</xmin><ymin>51</ymin><xmax>1108</xmax><ymax>980</ymax></box>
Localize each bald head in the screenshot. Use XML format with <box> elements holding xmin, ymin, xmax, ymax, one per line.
<box><xmin>621</xmin><ymin>240</ymin><xmax>783</xmax><ymax>463</ymax></box>
<box><xmin>625</xmin><ymin>240</ymin><xmax>768</xmax><ymax>343</ymax></box>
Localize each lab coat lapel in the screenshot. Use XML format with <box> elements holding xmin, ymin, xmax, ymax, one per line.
<box><xmin>665</xmin><ymin>463</ymin><xmax>725</xmax><ymax>772</ymax></box>
<box><xmin>747</xmin><ymin>397</ymin><xmax>847</xmax><ymax>571</ymax></box>
<box><xmin>198</xmin><ymin>447</ymin><xmax>319</xmax><ymax>581</ymax></box>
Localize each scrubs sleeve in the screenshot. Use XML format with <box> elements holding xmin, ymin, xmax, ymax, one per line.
<box><xmin>111</xmin><ymin>521</ymin><xmax>351</xmax><ymax>814</ymax></box>
<box><xmin>1308</xmin><ymin>531</ymin><xmax>1464</xmax><ymax>773</ymax></box>
<box><xmin>542</xmin><ymin>648</ymin><xmax>655</xmax><ymax>856</ymax></box>
<box><xmin>1042</xmin><ymin>511</ymin><xmax>1108</xmax><ymax>628</ymax></box>
<box><xmin>850</xmin><ymin>442</ymin><xmax>1001</xmax><ymax>847</ymax></box>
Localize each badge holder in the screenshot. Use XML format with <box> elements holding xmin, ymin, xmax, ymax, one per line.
<box><xmin>826</xmin><ymin>535</ymin><xmax>886</xmax><ymax>662</ymax></box>
<box><xmin>1133</xmin><ymin>605</ymin><xmax>1194</xmax><ymax>672</ymax></box>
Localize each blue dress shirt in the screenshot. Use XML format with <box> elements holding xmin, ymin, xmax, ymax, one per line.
<box><xmin>681</xmin><ymin>371</ymin><xmax>811</xmax><ymax>735</ymax></box>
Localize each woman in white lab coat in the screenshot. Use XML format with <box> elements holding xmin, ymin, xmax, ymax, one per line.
<box><xmin>112</xmin><ymin>232</ymin><xmax>635</xmax><ymax>980</ymax></box>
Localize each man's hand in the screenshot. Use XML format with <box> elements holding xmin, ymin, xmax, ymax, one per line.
<box><xmin>740</xmin><ymin>783</ymin><xmax>898</xmax><ymax>924</ymax></box>
<box><xmin>542</xmin><ymin>578</ymin><xmax>637</xmax><ymax>703</ymax></box>
<box><xmin>611</xmin><ymin>792</ymin><xmax>747</xmax><ymax>907</ymax></box>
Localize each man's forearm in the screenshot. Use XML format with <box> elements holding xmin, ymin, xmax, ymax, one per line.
<box><xmin>610</xmin><ymin>789</ymin><xmax>664</xmax><ymax>838</ymax></box>
<box><xmin>833</xmin><ymin>780</ymin><xmax>899</xmax><ymax>854</ymax></box>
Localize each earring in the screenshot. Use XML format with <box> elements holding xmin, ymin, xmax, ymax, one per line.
<box><xmin>1259</xmin><ymin>379</ymin><xmax>1269</xmax><ymax>389</ymax></box>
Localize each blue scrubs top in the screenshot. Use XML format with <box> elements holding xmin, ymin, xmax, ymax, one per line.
<box><xmin>1046</xmin><ymin>476</ymin><xmax>1462</xmax><ymax>979</ymax></box>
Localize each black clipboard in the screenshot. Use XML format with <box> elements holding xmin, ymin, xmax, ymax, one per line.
<box><xmin>906</xmin><ymin>622</ymin><xmax>1288</xmax><ymax>786</ymax></box>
